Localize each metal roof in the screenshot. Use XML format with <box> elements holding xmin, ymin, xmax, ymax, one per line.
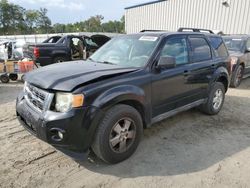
<box><xmin>125</xmin><ymin>0</ymin><xmax>167</xmax><ymax>10</ymax></box>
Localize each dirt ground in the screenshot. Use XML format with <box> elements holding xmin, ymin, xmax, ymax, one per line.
<box><xmin>0</xmin><ymin>79</ymin><xmax>250</xmax><ymax>188</ymax></box>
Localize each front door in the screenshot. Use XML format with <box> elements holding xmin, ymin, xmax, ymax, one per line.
<box><xmin>244</xmin><ymin>38</ymin><xmax>250</xmax><ymax>74</ymax></box>
<box><xmin>151</xmin><ymin>35</ymin><xmax>193</xmax><ymax>117</ymax></box>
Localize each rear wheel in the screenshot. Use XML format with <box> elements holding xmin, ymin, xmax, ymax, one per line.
<box><xmin>92</xmin><ymin>104</ymin><xmax>143</xmax><ymax>164</ymax></box>
<box><xmin>230</xmin><ymin>65</ymin><xmax>244</xmax><ymax>88</ymax></box>
<box><xmin>199</xmin><ymin>82</ymin><xmax>225</xmax><ymax>115</ymax></box>
<box><xmin>53</xmin><ymin>56</ymin><xmax>66</xmax><ymax>63</ymax></box>
<box><xmin>0</xmin><ymin>74</ymin><xmax>10</xmax><ymax>83</ymax></box>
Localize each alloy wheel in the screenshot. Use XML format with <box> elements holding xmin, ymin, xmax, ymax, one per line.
<box><xmin>109</xmin><ymin>118</ymin><xmax>136</xmax><ymax>153</ymax></box>
<box><xmin>212</xmin><ymin>89</ymin><xmax>223</xmax><ymax>110</ymax></box>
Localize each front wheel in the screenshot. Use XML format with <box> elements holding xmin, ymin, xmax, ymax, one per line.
<box><xmin>92</xmin><ymin>104</ymin><xmax>143</xmax><ymax>164</ymax></box>
<box><xmin>199</xmin><ymin>82</ymin><xmax>225</xmax><ymax>115</ymax></box>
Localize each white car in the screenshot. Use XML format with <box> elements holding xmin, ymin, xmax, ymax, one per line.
<box><xmin>0</xmin><ymin>39</ymin><xmax>26</xmax><ymax>61</ymax></box>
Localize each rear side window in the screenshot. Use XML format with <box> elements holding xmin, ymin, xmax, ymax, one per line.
<box><xmin>189</xmin><ymin>37</ymin><xmax>212</xmax><ymax>62</ymax></box>
<box><xmin>208</xmin><ymin>37</ymin><xmax>228</xmax><ymax>57</ymax></box>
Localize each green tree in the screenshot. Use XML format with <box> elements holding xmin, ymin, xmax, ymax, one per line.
<box><xmin>25</xmin><ymin>10</ymin><xmax>39</xmax><ymax>34</ymax></box>
<box><xmin>102</xmin><ymin>16</ymin><xmax>125</xmax><ymax>33</ymax></box>
<box><xmin>84</xmin><ymin>15</ymin><xmax>104</xmax><ymax>32</ymax></box>
<box><xmin>0</xmin><ymin>1</ymin><xmax>125</xmax><ymax>35</ymax></box>
<box><xmin>37</xmin><ymin>8</ymin><xmax>51</xmax><ymax>33</ymax></box>
<box><xmin>53</xmin><ymin>23</ymin><xmax>66</xmax><ymax>33</ymax></box>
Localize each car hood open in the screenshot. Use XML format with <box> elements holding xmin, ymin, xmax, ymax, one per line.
<box><xmin>25</xmin><ymin>61</ymin><xmax>138</xmax><ymax>91</ymax></box>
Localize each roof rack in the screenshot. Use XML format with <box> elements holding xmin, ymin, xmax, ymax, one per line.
<box><xmin>140</xmin><ymin>29</ymin><xmax>168</xmax><ymax>32</ymax></box>
<box><xmin>178</xmin><ymin>27</ymin><xmax>214</xmax><ymax>34</ymax></box>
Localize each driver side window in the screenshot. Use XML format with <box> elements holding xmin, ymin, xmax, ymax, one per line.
<box><xmin>160</xmin><ymin>37</ymin><xmax>189</xmax><ymax>65</ymax></box>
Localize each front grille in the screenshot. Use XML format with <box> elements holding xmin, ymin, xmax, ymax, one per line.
<box><xmin>24</xmin><ymin>83</ymin><xmax>53</xmax><ymax>112</ymax></box>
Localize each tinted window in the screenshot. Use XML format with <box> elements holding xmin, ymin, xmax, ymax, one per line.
<box><xmin>160</xmin><ymin>37</ymin><xmax>188</xmax><ymax>65</ymax></box>
<box><xmin>223</xmin><ymin>37</ymin><xmax>244</xmax><ymax>52</ymax></box>
<box><xmin>189</xmin><ymin>37</ymin><xmax>212</xmax><ymax>62</ymax></box>
<box><xmin>208</xmin><ymin>37</ymin><xmax>228</xmax><ymax>57</ymax></box>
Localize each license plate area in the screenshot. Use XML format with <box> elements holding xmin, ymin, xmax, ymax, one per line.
<box><xmin>19</xmin><ymin>102</ymin><xmax>40</xmax><ymax>133</ymax></box>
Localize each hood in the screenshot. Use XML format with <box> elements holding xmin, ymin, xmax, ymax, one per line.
<box><xmin>25</xmin><ymin>61</ymin><xmax>138</xmax><ymax>91</ymax></box>
<box><xmin>228</xmin><ymin>50</ymin><xmax>244</xmax><ymax>57</ymax></box>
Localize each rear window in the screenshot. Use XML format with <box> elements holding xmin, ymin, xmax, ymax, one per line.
<box><xmin>189</xmin><ymin>37</ymin><xmax>212</xmax><ymax>62</ymax></box>
<box><xmin>208</xmin><ymin>37</ymin><xmax>228</xmax><ymax>57</ymax></box>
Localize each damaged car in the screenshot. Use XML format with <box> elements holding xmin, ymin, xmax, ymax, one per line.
<box><xmin>23</xmin><ymin>34</ymin><xmax>110</xmax><ymax>66</ymax></box>
<box><xmin>223</xmin><ymin>35</ymin><xmax>250</xmax><ymax>87</ymax></box>
<box><xmin>16</xmin><ymin>31</ymin><xmax>230</xmax><ymax>164</ymax></box>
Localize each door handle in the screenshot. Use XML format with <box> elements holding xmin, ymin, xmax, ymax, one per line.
<box><xmin>211</xmin><ymin>64</ymin><xmax>216</xmax><ymax>68</ymax></box>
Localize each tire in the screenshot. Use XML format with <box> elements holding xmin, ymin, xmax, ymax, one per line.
<box><xmin>92</xmin><ymin>104</ymin><xmax>143</xmax><ymax>164</ymax></box>
<box><xmin>230</xmin><ymin>64</ymin><xmax>244</xmax><ymax>88</ymax></box>
<box><xmin>199</xmin><ymin>82</ymin><xmax>225</xmax><ymax>115</ymax></box>
<box><xmin>0</xmin><ymin>74</ymin><xmax>10</xmax><ymax>83</ymax></box>
<box><xmin>53</xmin><ymin>56</ymin><xmax>66</xmax><ymax>63</ymax></box>
<box><xmin>21</xmin><ymin>75</ymin><xmax>25</xmax><ymax>83</ymax></box>
<box><xmin>9</xmin><ymin>73</ymin><xmax>18</xmax><ymax>81</ymax></box>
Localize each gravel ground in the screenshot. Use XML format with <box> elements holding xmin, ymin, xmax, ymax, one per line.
<box><xmin>0</xmin><ymin>79</ymin><xmax>250</xmax><ymax>188</ymax></box>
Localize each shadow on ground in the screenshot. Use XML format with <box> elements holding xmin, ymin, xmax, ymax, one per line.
<box><xmin>77</xmin><ymin>94</ymin><xmax>250</xmax><ymax>177</ymax></box>
<box><xmin>0</xmin><ymin>82</ymin><xmax>23</xmax><ymax>105</ymax></box>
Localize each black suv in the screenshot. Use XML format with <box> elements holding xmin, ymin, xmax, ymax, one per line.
<box><xmin>223</xmin><ymin>35</ymin><xmax>250</xmax><ymax>87</ymax></box>
<box><xmin>16</xmin><ymin>31</ymin><xmax>230</xmax><ymax>164</ymax></box>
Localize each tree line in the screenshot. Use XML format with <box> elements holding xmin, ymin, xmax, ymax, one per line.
<box><xmin>0</xmin><ymin>0</ymin><xmax>125</xmax><ymax>35</ymax></box>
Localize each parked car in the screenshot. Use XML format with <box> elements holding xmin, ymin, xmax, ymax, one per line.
<box><xmin>16</xmin><ymin>31</ymin><xmax>230</xmax><ymax>164</ymax></box>
<box><xmin>23</xmin><ymin>34</ymin><xmax>110</xmax><ymax>66</ymax></box>
<box><xmin>43</xmin><ymin>36</ymin><xmax>62</xmax><ymax>43</ymax></box>
<box><xmin>223</xmin><ymin>35</ymin><xmax>250</xmax><ymax>87</ymax></box>
<box><xmin>0</xmin><ymin>39</ymin><xmax>26</xmax><ymax>61</ymax></box>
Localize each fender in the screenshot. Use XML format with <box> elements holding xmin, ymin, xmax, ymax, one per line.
<box><xmin>92</xmin><ymin>85</ymin><xmax>147</xmax><ymax>110</ymax></box>
<box><xmin>210</xmin><ymin>66</ymin><xmax>230</xmax><ymax>90</ymax></box>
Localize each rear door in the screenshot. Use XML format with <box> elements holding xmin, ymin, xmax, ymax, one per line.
<box><xmin>179</xmin><ymin>35</ymin><xmax>216</xmax><ymax>106</ymax></box>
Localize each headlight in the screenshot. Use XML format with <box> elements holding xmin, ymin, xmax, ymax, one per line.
<box><xmin>55</xmin><ymin>93</ymin><xmax>84</xmax><ymax>113</ymax></box>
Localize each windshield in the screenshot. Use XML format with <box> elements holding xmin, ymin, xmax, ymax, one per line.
<box><xmin>89</xmin><ymin>35</ymin><xmax>160</xmax><ymax>68</ymax></box>
<box><xmin>223</xmin><ymin>37</ymin><xmax>244</xmax><ymax>52</ymax></box>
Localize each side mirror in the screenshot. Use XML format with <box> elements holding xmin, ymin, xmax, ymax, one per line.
<box><xmin>157</xmin><ymin>56</ymin><xmax>176</xmax><ymax>69</ymax></box>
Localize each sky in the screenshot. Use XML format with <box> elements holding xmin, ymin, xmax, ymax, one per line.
<box><xmin>9</xmin><ymin>0</ymin><xmax>150</xmax><ymax>24</ymax></box>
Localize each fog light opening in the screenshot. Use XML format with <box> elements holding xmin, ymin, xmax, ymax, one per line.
<box><xmin>50</xmin><ymin>128</ymin><xmax>65</xmax><ymax>142</ymax></box>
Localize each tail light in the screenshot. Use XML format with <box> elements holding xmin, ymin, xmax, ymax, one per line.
<box><xmin>34</xmin><ymin>47</ymin><xmax>40</xmax><ymax>58</ymax></box>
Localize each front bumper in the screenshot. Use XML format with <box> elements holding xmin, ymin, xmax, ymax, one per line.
<box><xmin>16</xmin><ymin>92</ymin><xmax>104</xmax><ymax>154</ymax></box>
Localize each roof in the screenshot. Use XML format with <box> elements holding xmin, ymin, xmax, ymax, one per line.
<box><xmin>222</xmin><ymin>35</ymin><xmax>250</xmax><ymax>39</ymax></box>
<box><xmin>125</xmin><ymin>0</ymin><xmax>167</xmax><ymax>10</ymax></box>
<box><xmin>125</xmin><ymin>31</ymin><xmax>219</xmax><ymax>38</ymax></box>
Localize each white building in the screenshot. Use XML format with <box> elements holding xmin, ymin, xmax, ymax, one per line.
<box><xmin>125</xmin><ymin>0</ymin><xmax>250</xmax><ymax>34</ymax></box>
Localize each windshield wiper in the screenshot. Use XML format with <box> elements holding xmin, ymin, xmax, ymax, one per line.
<box><xmin>89</xmin><ymin>58</ymin><xmax>116</xmax><ymax>65</ymax></box>
<box><xmin>101</xmin><ymin>61</ymin><xmax>116</xmax><ymax>65</ymax></box>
